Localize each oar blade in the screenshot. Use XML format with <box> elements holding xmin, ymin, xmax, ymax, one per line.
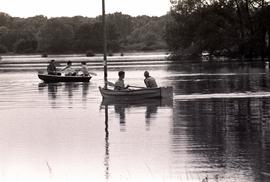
<box><xmin>89</xmin><ymin>72</ymin><xmax>97</xmax><ymax>76</ymax></box>
<box><xmin>106</xmin><ymin>81</ymin><xmax>115</xmax><ymax>87</ymax></box>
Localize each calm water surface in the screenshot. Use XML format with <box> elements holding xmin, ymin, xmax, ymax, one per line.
<box><xmin>1</xmin><ymin>61</ymin><xmax>270</xmax><ymax>182</ymax></box>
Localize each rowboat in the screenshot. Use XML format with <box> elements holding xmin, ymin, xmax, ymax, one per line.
<box><xmin>99</xmin><ymin>86</ymin><xmax>173</xmax><ymax>100</ymax></box>
<box><xmin>38</xmin><ymin>74</ymin><xmax>91</xmax><ymax>82</ymax></box>
<box><xmin>98</xmin><ymin>4</ymin><xmax>173</xmax><ymax>101</ymax></box>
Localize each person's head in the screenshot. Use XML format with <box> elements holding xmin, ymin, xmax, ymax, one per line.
<box><xmin>50</xmin><ymin>59</ymin><xmax>55</xmax><ymax>64</ymax></box>
<box><xmin>118</xmin><ymin>71</ymin><xmax>125</xmax><ymax>79</ymax></box>
<box><xmin>81</xmin><ymin>61</ymin><xmax>86</xmax><ymax>65</ymax></box>
<box><xmin>67</xmin><ymin>61</ymin><xmax>72</xmax><ymax>66</ymax></box>
<box><xmin>144</xmin><ymin>71</ymin><xmax>150</xmax><ymax>78</ymax></box>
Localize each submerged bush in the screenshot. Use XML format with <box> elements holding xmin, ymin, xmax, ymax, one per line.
<box><xmin>86</xmin><ymin>50</ymin><xmax>95</xmax><ymax>57</ymax></box>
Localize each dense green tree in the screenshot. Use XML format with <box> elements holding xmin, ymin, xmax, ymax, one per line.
<box><xmin>13</xmin><ymin>39</ymin><xmax>38</xmax><ymax>53</ymax></box>
<box><xmin>74</xmin><ymin>21</ymin><xmax>120</xmax><ymax>52</ymax></box>
<box><xmin>0</xmin><ymin>44</ymin><xmax>7</xmax><ymax>53</ymax></box>
<box><xmin>74</xmin><ymin>23</ymin><xmax>95</xmax><ymax>51</ymax></box>
<box><xmin>0</xmin><ymin>29</ymin><xmax>18</xmax><ymax>51</ymax></box>
<box><xmin>0</xmin><ymin>11</ymin><xmax>168</xmax><ymax>54</ymax></box>
<box><xmin>166</xmin><ymin>0</ymin><xmax>270</xmax><ymax>61</ymax></box>
<box><xmin>0</xmin><ymin>12</ymin><xmax>12</xmax><ymax>27</ymax></box>
<box><xmin>105</xmin><ymin>13</ymin><xmax>133</xmax><ymax>43</ymax></box>
<box><xmin>37</xmin><ymin>18</ymin><xmax>74</xmax><ymax>53</ymax></box>
<box><xmin>125</xmin><ymin>15</ymin><xmax>169</xmax><ymax>50</ymax></box>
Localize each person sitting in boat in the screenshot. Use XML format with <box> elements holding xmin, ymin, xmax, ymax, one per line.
<box><xmin>61</xmin><ymin>61</ymin><xmax>76</xmax><ymax>76</ymax></box>
<box><xmin>114</xmin><ymin>71</ymin><xmax>129</xmax><ymax>90</ymax></box>
<box><xmin>47</xmin><ymin>59</ymin><xmax>60</xmax><ymax>75</ymax></box>
<box><xmin>76</xmin><ymin>61</ymin><xmax>89</xmax><ymax>76</ymax></box>
<box><xmin>144</xmin><ymin>71</ymin><xmax>158</xmax><ymax>88</ymax></box>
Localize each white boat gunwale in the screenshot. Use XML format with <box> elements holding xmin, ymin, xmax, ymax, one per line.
<box><xmin>99</xmin><ymin>86</ymin><xmax>173</xmax><ymax>99</ymax></box>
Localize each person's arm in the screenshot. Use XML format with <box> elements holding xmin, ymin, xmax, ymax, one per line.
<box><xmin>144</xmin><ymin>78</ymin><xmax>149</xmax><ymax>88</ymax></box>
<box><xmin>61</xmin><ymin>66</ymin><xmax>68</xmax><ymax>71</ymax></box>
<box><xmin>125</xmin><ymin>85</ymin><xmax>130</xmax><ymax>89</ymax></box>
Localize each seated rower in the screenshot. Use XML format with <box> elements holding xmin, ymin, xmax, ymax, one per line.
<box><xmin>61</xmin><ymin>61</ymin><xmax>76</xmax><ymax>76</ymax></box>
<box><xmin>47</xmin><ymin>59</ymin><xmax>60</xmax><ymax>75</ymax></box>
<box><xmin>144</xmin><ymin>71</ymin><xmax>157</xmax><ymax>88</ymax></box>
<box><xmin>76</xmin><ymin>61</ymin><xmax>89</xmax><ymax>76</ymax></box>
<box><xmin>114</xmin><ymin>71</ymin><xmax>129</xmax><ymax>90</ymax></box>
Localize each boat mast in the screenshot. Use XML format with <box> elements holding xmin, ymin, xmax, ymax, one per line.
<box><xmin>102</xmin><ymin>0</ymin><xmax>108</xmax><ymax>88</ymax></box>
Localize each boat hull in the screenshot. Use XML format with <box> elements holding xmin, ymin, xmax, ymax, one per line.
<box><xmin>38</xmin><ymin>74</ymin><xmax>91</xmax><ymax>82</ymax></box>
<box><xmin>99</xmin><ymin>86</ymin><xmax>173</xmax><ymax>100</ymax></box>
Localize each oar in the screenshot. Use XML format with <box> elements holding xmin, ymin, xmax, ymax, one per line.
<box><xmin>106</xmin><ymin>81</ymin><xmax>116</xmax><ymax>87</ymax></box>
<box><xmin>89</xmin><ymin>71</ymin><xmax>97</xmax><ymax>76</ymax></box>
<box><xmin>106</xmin><ymin>81</ymin><xmax>145</xmax><ymax>89</ymax></box>
<box><xmin>128</xmin><ymin>85</ymin><xmax>145</xmax><ymax>89</ymax></box>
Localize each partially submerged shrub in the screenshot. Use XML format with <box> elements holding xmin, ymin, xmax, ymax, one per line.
<box><xmin>86</xmin><ymin>50</ymin><xmax>95</xmax><ymax>57</ymax></box>
<box><xmin>41</xmin><ymin>53</ymin><xmax>48</xmax><ymax>57</ymax></box>
<box><xmin>108</xmin><ymin>51</ymin><xmax>114</xmax><ymax>56</ymax></box>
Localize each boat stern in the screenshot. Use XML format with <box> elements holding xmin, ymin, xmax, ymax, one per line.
<box><xmin>161</xmin><ymin>87</ymin><xmax>173</xmax><ymax>98</ymax></box>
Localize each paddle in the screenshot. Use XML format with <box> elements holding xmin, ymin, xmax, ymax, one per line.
<box><xmin>88</xmin><ymin>71</ymin><xmax>97</xmax><ymax>76</ymax></box>
<box><xmin>128</xmin><ymin>85</ymin><xmax>146</xmax><ymax>89</ymax></box>
<box><xmin>106</xmin><ymin>81</ymin><xmax>145</xmax><ymax>89</ymax></box>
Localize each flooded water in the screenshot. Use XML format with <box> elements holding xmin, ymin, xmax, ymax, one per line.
<box><xmin>1</xmin><ymin>57</ymin><xmax>270</xmax><ymax>182</ymax></box>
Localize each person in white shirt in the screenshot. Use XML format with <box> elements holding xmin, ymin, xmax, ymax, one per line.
<box><xmin>76</xmin><ymin>61</ymin><xmax>89</xmax><ymax>76</ymax></box>
<box><xmin>114</xmin><ymin>71</ymin><xmax>129</xmax><ymax>90</ymax></box>
<box><xmin>144</xmin><ymin>71</ymin><xmax>157</xmax><ymax>88</ymax></box>
<box><xmin>61</xmin><ymin>61</ymin><xmax>76</xmax><ymax>76</ymax></box>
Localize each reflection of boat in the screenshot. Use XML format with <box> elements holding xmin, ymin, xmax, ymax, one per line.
<box><xmin>38</xmin><ymin>82</ymin><xmax>90</xmax><ymax>106</ymax></box>
<box><xmin>38</xmin><ymin>74</ymin><xmax>91</xmax><ymax>82</ymax></box>
<box><xmin>101</xmin><ymin>97</ymin><xmax>173</xmax><ymax>107</ymax></box>
<box><xmin>99</xmin><ymin>86</ymin><xmax>173</xmax><ymax>100</ymax></box>
<box><xmin>101</xmin><ymin>97</ymin><xmax>173</xmax><ymax>131</ymax></box>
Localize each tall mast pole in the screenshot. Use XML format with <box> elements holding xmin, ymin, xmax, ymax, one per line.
<box><xmin>102</xmin><ymin>0</ymin><xmax>108</xmax><ymax>88</ymax></box>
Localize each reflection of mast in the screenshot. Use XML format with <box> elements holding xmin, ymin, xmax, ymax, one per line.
<box><xmin>102</xmin><ymin>0</ymin><xmax>110</xmax><ymax>175</ymax></box>
<box><xmin>104</xmin><ymin>104</ymin><xmax>110</xmax><ymax>180</ymax></box>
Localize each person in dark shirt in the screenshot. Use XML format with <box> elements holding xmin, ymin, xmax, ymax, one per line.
<box><xmin>47</xmin><ymin>60</ymin><xmax>58</xmax><ymax>75</ymax></box>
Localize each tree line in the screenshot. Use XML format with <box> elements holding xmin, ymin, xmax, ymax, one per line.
<box><xmin>166</xmin><ymin>0</ymin><xmax>270</xmax><ymax>61</ymax></box>
<box><xmin>0</xmin><ymin>12</ymin><xmax>168</xmax><ymax>55</ymax></box>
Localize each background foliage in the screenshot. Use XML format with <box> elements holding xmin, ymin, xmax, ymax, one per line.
<box><xmin>166</xmin><ymin>0</ymin><xmax>270</xmax><ymax>61</ymax></box>
<box><xmin>0</xmin><ymin>12</ymin><xmax>169</xmax><ymax>54</ymax></box>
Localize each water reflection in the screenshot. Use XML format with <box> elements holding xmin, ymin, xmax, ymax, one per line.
<box><xmin>168</xmin><ymin>63</ymin><xmax>270</xmax><ymax>95</ymax></box>
<box><xmin>101</xmin><ymin>98</ymin><xmax>172</xmax><ymax>131</ymax></box>
<box><xmin>3</xmin><ymin>63</ymin><xmax>270</xmax><ymax>181</ymax></box>
<box><xmin>104</xmin><ymin>104</ymin><xmax>110</xmax><ymax>181</ymax></box>
<box><xmin>171</xmin><ymin>98</ymin><xmax>270</xmax><ymax>181</ymax></box>
<box><xmin>38</xmin><ymin>82</ymin><xmax>90</xmax><ymax>108</ymax></box>
<box><xmin>100</xmin><ymin>98</ymin><xmax>173</xmax><ymax>181</ymax></box>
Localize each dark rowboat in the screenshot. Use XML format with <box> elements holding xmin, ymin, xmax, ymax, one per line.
<box><xmin>99</xmin><ymin>86</ymin><xmax>173</xmax><ymax>100</ymax></box>
<box><xmin>38</xmin><ymin>74</ymin><xmax>91</xmax><ymax>82</ymax></box>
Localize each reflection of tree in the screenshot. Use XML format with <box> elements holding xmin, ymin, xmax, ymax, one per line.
<box><xmin>169</xmin><ymin>64</ymin><xmax>270</xmax><ymax>95</ymax></box>
<box><xmin>171</xmin><ymin>98</ymin><xmax>270</xmax><ymax>180</ymax></box>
